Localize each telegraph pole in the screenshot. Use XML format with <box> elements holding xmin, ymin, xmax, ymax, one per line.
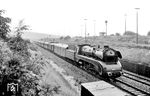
<box><xmin>135</xmin><ymin>8</ymin><xmax>140</xmax><ymax>44</ymax></box>
<box><xmin>93</xmin><ymin>20</ymin><xmax>96</xmax><ymax>36</ymax></box>
<box><xmin>84</xmin><ymin>19</ymin><xmax>87</xmax><ymax>43</ymax></box>
<box><xmin>125</xmin><ymin>14</ymin><xmax>127</xmax><ymax>34</ymax></box>
<box><xmin>105</xmin><ymin>20</ymin><xmax>108</xmax><ymax>36</ymax></box>
<box><xmin>80</xmin><ymin>25</ymin><xmax>83</xmax><ymax>37</ymax></box>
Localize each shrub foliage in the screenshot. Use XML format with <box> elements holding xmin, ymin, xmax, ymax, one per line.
<box><xmin>147</xmin><ymin>31</ymin><xmax>150</xmax><ymax>36</ymax></box>
<box><xmin>0</xmin><ymin>10</ymin><xmax>11</xmax><ymax>40</ymax></box>
<box><xmin>0</xmin><ymin>40</ymin><xmax>61</xmax><ymax>96</ymax></box>
<box><xmin>123</xmin><ymin>31</ymin><xmax>136</xmax><ymax>36</ymax></box>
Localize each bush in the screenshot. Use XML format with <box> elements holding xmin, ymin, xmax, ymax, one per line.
<box><xmin>59</xmin><ymin>36</ymin><xmax>64</xmax><ymax>40</ymax></box>
<box><xmin>64</xmin><ymin>35</ymin><xmax>71</xmax><ymax>40</ymax></box>
<box><xmin>115</xmin><ymin>33</ymin><xmax>121</xmax><ymax>36</ymax></box>
<box><xmin>0</xmin><ymin>10</ymin><xmax>11</xmax><ymax>40</ymax></box>
<box><xmin>0</xmin><ymin>41</ymin><xmax>60</xmax><ymax>96</ymax></box>
<box><xmin>7</xmin><ymin>36</ymin><xmax>30</xmax><ymax>57</ymax></box>
<box><xmin>110</xmin><ymin>34</ymin><xmax>114</xmax><ymax>36</ymax></box>
<box><xmin>123</xmin><ymin>31</ymin><xmax>136</xmax><ymax>36</ymax></box>
<box><xmin>147</xmin><ymin>31</ymin><xmax>150</xmax><ymax>36</ymax></box>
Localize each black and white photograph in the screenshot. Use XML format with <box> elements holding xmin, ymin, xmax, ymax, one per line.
<box><xmin>0</xmin><ymin>0</ymin><xmax>150</xmax><ymax>96</ymax></box>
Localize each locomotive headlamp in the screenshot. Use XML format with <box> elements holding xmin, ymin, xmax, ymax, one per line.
<box><xmin>107</xmin><ymin>72</ymin><xmax>112</xmax><ymax>76</ymax></box>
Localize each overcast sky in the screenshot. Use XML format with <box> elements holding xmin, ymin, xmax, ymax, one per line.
<box><xmin>1</xmin><ymin>0</ymin><xmax>150</xmax><ymax>36</ymax></box>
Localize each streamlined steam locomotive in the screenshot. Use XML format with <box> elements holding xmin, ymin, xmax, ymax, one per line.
<box><xmin>75</xmin><ymin>44</ymin><xmax>123</xmax><ymax>78</ymax></box>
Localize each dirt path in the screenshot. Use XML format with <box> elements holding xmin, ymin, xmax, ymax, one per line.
<box><xmin>41</xmin><ymin>59</ymin><xmax>79</xmax><ymax>96</ymax></box>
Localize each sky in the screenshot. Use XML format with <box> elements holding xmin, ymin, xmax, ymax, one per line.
<box><xmin>1</xmin><ymin>0</ymin><xmax>150</xmax><ymax>37</ymax></box>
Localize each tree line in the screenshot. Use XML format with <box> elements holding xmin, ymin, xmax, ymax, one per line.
<box><xmin>110</xmin><ymin>31</ymin><xmax>150</xmax><ymax>36</ymax></box>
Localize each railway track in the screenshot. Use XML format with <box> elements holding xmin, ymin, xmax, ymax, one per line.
<box><xmin>39</xmin><ymin>45</ymin><xmax>150</xmax><ymax>96</ymax></box>
<box><xmin>116</xmin><ymin>70</ymin><xmax>150</xmax><ymax>96</ymax></box>
<box><xmin>123</xmin><ymin>70</ymin><xmax>150</xmax><ymax>84</ymax></box>
<box><xmin>114</xmin><ymin>78</ymin><xmax>150</xmax><ymax>96</ymax></box>
<box><xmin>82</xmin><ymin>65</ymin><xmax>150</xmax><ymax>96</ymax></box>
<box><xmin>82</xmin><ymin>67</ymin><xmax>150</xmax><ymax>96</ymax></box>
<box><xmin>65</xmin><ymin>58</ymin><xmax>150</xmax><ymax>96</ymax></box>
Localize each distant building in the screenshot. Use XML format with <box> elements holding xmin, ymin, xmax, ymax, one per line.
<box><xmin>99</xmin><ymin>32</ymin><xmax>106</xmax><ymax>36</ymax></box>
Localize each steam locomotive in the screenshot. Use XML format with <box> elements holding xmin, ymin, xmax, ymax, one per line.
<box><xmin>37</xmin><ymin>41</ymin><xmax>123</xmax><ymax>78</ymax></box>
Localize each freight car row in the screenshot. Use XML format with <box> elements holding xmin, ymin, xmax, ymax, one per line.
<box><xmin>121</xmin><ymin>60</ymin><xmax>150</xmax><ymax>78</ymax></box>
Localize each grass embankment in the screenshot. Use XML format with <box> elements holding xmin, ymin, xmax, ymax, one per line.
<box><xmin>0</xmin><ymin>39</ymin><xmax>79</xmax><ymax>96</ymax></box>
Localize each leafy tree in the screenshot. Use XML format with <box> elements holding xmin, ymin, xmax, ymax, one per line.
<box><xmin>123</xmin><ymin>31</ymin><xmax>136</xmax><ymax>36</ymax></box>
<box><xmin>8</xmin><ymin>19</ymin><xmax>30</xmax><ymax>56</ymax></box>
<box><xmin>115</xmin><ymin>33</ymin><xmax>121</xmax><ymax>36</ymax></box>
<box><xmin>0</xmin><ymin>10</ymin><xmax>11</xmax><ymax>40</ymax></box>
<box><xmin>64</xmin><ymin>35</ymin><xmax>71</xmax><ymax>40</ymax></box>
<box><xmin>14</xmin><ymin>19</ymin><xmax>29</xmax><ymax>37</ymax></box>
<box><xmin>110</xmin><ymin>34</ymin><xmax>114</xmax><ymax>36</ymax></box>
<box><xmin>147</xmin><ymin>31</ymin><xmax>150</xmax><ymax>36</ymax></box>
<box><xmin>59</xmin><ymin>36</ymin><xmax>64</xmax><ymax>40</ymax></box>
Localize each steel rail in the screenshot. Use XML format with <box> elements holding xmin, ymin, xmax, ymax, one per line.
<box><xmin>123</xmin><ymin>70</ymin><xmax>150</xmax><ymax>82</ymax></box>
<box><xmin>123</xmin><ymin>73</ymin><xmax>150</xmax><ymax>87</ymax></box>
<box><xmin>115</xmin><ymin>78</ymin><xmax>150</xmax><ymax>96</ymax></box>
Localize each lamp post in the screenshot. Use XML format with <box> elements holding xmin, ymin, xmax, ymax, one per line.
<box><xmin>84</xmin><ymin>19</ymin><xmax>87</xmax><ymax>43</ymax></box>
<box><xmin>105</xmin><ymin>20</ymin><xmax>108</xmax><ymax>36</ymax></box>
<box><xmin>135</xmin><ymin>8</ymin><xmax>140</xmax><ymax>44</ymax></box>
